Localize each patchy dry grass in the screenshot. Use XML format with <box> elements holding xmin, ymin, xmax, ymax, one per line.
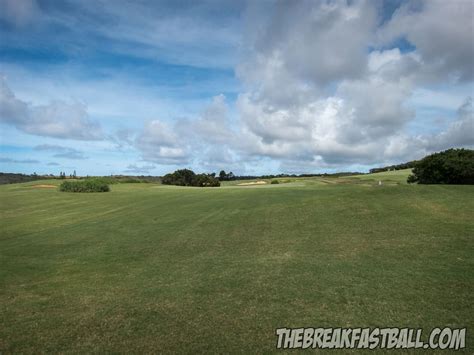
<box><xmin>236</xmin><ymin>180</ymin><xmax>267</xmax><ymax>186</ymax></box>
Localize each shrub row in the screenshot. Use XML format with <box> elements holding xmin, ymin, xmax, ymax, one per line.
<box><xmin>60</xmin><ymin>179</ymin><xmax>110</xmax><ymax>192</ymax></box>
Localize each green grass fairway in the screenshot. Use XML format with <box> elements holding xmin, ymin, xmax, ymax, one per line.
<box><xmin>1</xmin><ymin>173</ymin><xmax>473</xmax><ymax>353</ymax></box>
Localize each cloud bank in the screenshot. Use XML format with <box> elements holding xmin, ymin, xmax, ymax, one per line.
<box><xmin>1</xmin><ymin>0</ymin><xmax>473</xmax><ymax>174</ymax></box>
<box><xmin>129</xmin><ymin>0</ymin><xmax>473</xmax><ymax>172</ymax></box>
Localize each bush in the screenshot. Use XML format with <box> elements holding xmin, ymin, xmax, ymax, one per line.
<box><xmin>162</xmin><ymin>169</ymin><xmax>196</xmax><ymax>186</ymax></box>
<box><xmin>271</xmin><ymin>180</ymin><xmax>279</xmax><ymax>184</ymax></box>
<box><xmin>60</xmin><ymin>179</ymin><xmax>110</xmax><ymax>192</ymax></box>
<box><xmin>161</xmin><ymin>169</ymin><xmax>220</xmax><ymax>187</ymax></box>
<box><xmin>193</xmin><ymin>173</ymin><xmax>221</xmax><ymax>187</ymax></box>
<box><xmin>407</xmin><ymin>148</ymin><xmax>474</xmax><ymax>184</ymax></box>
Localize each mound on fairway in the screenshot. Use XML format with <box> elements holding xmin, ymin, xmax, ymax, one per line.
<box><xmin>1</xmin><ymin>172</ymin><xmax>473</xmax><ymax>353</ymax></box>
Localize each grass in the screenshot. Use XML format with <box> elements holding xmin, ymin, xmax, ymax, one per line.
<box><xmin>0</xmin><ymin>172</ymin><xmax>473</xmax><ymax>353</ymax></box>
<box><xmin>345</xmin><ymin>169</ymin><xmax>414</xmax><ymax>184</ymax></box>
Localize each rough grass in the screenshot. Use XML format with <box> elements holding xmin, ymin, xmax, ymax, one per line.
<box><xmin>0</xmin><ymin>173</ymin><xmax>473</xmax><ymax>353</ymax></box>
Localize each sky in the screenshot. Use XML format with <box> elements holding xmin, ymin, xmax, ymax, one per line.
<box><xmin>0</xmin><ymin>0</ymin><xmax>473</xmax><ymax>176</ymax></box>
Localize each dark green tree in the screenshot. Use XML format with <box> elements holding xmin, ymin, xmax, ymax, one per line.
<box><xmin>407</xmin><ymin>148</ymin><xmax>474</xmax><ymax>184</ymax></box>
<box><xmin>162</xmin><ymin>169</ymin><xmax>220</xmax><ymax>187</ymax></box>
<box><xmin>219</xmin><ymin>170</ymin><xmax>227</xmax><ymax>181</ymax></box>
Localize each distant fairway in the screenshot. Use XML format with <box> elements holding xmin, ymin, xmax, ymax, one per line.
<box><xmin>1</xmin><ymin>171</ymin><xmax>473</xmax><ymax>353</ymax></box>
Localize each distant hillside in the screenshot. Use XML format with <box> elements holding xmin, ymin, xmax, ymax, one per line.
<box><xmin>369</xmin><ymin>161</ymin><xmax>418</xmax><ymax>174</ymax></box>
<box><xmin>218</xmin><ymin>171</ymin><xmax>364</xmax><ymax>181</ymax></box>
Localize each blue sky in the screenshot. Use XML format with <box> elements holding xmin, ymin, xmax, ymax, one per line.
<box><xmin>0</xmin><ymin>0</ymin><xmax>473</xmax><ymax>176</ymax></box>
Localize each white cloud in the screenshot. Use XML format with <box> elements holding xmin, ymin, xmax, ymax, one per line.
<box><xmin>426</xmin><ymin>97</ymin><xmax>474</xmax><ymax>151</ymax></box>
<box><xmin>234</xmin><ymin>48</ymin><xmax>418</xmax><ymax>166</ymax></box>
<box><xmin>0</xmin><ymin>76</ymin><xmax>103</xmax><ymax>140</ymax></box>
<box><xmin>186</xmin><ymin>94</ymin><xmax>235</xmax><ymax>145</ymax></box>
<box><xmin>134</xmin><ymin>120</ymin><xmax>189</xmax><ymax>165</ymax></box>
<box><xmin>239</xmin><ymin>0</ymin><xmax>376</xmax><ymax>89</ymax></box>
<box><xmin>3</xmin><ymin>1</ymin><xmax>473</xmax><ymax>174</ymax></box>
<box><xmin>133</xmin><ymin>94</ymin><xmax>242</xmax><ymax>168</ymax></box>
<box><xmin>335</xmin><ymin>75</ymin><xmax>414</xmax><ymax>142</ymax></box>
<box><xmin>229</xmin><ymin>0</ymin><xmax>473</xmax><ymax>170</ymax></box>
<box><xmin>378</xmin><ymin>0</ymin><xmax>474</xmax><ymax>82</ymax></box>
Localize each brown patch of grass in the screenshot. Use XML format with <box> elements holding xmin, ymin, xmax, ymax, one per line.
<box><xmin>237</xmin><ymin>180</ymin><xmax>267</xmax><ymax>186</ymax></box>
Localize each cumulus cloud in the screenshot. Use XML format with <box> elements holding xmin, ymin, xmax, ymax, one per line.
<box><xmin>6</xmin><ymin>1</ymin><xmax>471</xmax><ymax>174</ymax></box>
<box><xmin>378</xmin><ymin>0</ymin><xmax>474</xmax><ymax>82</ymax></box>
<box><xmin>134</xmin><ymin>120</ymin><xmax>189</xmax><ymax>165</ymax></box>
<box><xmin>133</xmin><ymin>94</ymin><xmax>240</xmax><ymax>169</ymax></box>
<box><xmin>372</xmin><ymin>97</ymin><xmax>474</xmax><ymax>163</ymax></box>
<box><xmin>233</xmin><ymin>1</ymin><xmax>401</xmax><ymax>166</ymax></box>
<box><xmin>131</xmin><ymin>61</ymin><xmax>470</xmax><ymax>173</ymax></box>
<box><xmin>236</xmin><ymin>92</ymin><xmax>411</xmax><ymax>166</ymax></box>
<box><xmin>34</xmin><ymin>144</ymin><xmax>88</xmax><ymax>160</ymax></box>
<box><xmin>0</xmin><ymin>76</ymin><xmax>103</xmax><ymax>140</ymax></box>
<box><xmin>239</xmin><ymin>0</ymin><xmax>376</xmax><ymax>89</ymax></box>
<box><xmin>228</xmin><ymin>0</ymin><xmax>473</xmax><ymax>170</ymax></box>
<box><xmin>425</xmin><ymin>97</ymin><xmax>474</xmax><ymax>151</ymax></box>
<box><xmin>187</xmin><ymin>94</ymin><xmax>235</xmax><ymax>145</ymax></box>
<box><xmin>235</xmin><ymin>43</ymin><xmax>418</xmax><ymax>165</ymax></box>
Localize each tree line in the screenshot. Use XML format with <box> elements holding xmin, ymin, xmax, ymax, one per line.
<box><xmin>217</xmin><ymin>170</ymin><xmax>363</xmax><ymax>181</ymax></box>
<box><xmin>369</xmin><ymin>161</ymin><xmax>418</xmax><ymax>174</ymax></box>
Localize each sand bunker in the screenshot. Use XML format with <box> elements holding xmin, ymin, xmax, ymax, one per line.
<box><xmin>237</xmin><ymin>180</ymin><xmax>267</xmax><ymax>186</ymax></box>
<box><xmin>31</xmin><ymin>184</ymin><xmax>57</xmax><ymax>189</ymax></box>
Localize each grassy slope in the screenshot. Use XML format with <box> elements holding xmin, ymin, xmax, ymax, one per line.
<box><xmin>346</xmin><ymin>169</ymin><xmax>413</xmax><ymax>183</ymax></box>
<box><xmin>0</xmin><ymin>174</ymin><xmax>473</xmax><ymax>353</ymax></box>
<box><xmin>223</xmin><ymin>168</ymin><xmax>413</xmax><ymax>187</ymax></box>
